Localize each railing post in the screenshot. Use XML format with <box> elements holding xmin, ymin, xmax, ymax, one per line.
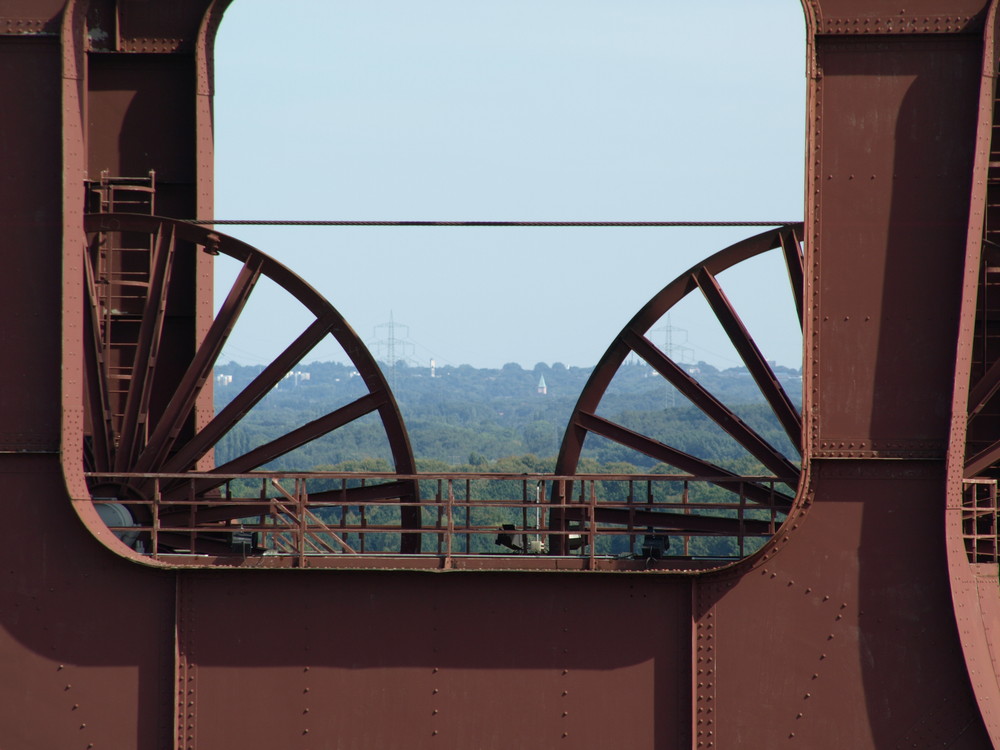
<box><xmin>988</xmin><ymin>482</ymin><xmax>1000</xmax><ymax>563</ymax></box>
<box><xmin>627</xmin><ymin>479</ymin><xmax>636</xmax><ymax>556</ymax></box>
<box><xmin>465</xmin><ymin>478</ymin><xmax>472</xmax><ymax>553</ymax></box>
<box><xmin>738</xmin><ymin>482</ymin><xmax>747</xmax><ymax>558</ymax></box>
<box><xmin>339</xmin><ymin>479</ymin><xmax>348</xmax><ymax>549</ymax></box>
<box><xmin>535</xmin><ymin>480</ymin><xmax>544</xmax><ymax>554</ymax></box>
<box><xmin>521</xmin><ymin>479</ymin><xmax>529</xmax><ymax>547</ymax></box>
<box><xmin>682</xmin><ymin>479</ymin><xmax>690</xmax><ymax>556</ymax></box>
<box><xmin>436</xmin><ymin>479</ymin><xmax>443</xmax><ymax>555</ymax></box>
<box><xmin>152</xmin><ymin>477</ymin><xmax>160</xmax><ymax>559</ymax></box>
<box><xmin>588</xmin><ymin>479</ymin><xmax>597</xmax><ymax>570</ymax></box>
<box><xmin>558</xmin><ymin>478</ymin><xmax>568</xmax><ymax>556</ymax></box>
<box><xmin>187</xmin><ymin>477</ymin><xmax>196</xmax><ymax>553</ymax></box>
<box><xmin>356</xmin><ymin>478</ymin><xmax>366</xmax><ymax>553</ymax></box>
<box><xmin>297</xmin><ymin>479</ymin><xmax>306</xmax><ymax>566</ymax></box>
<box><xmin>770</xmin><ymin>482</ymin><xmax>778</xmax><ymax>536</ymax></box>
<box><xmin>259</xmin><ymin>478</ymin><xmax>270</xmax><ymax>551</ymax></box>
<box><xmin>445</xmin><ymin>478</ymin><xmax>454</xmax><ymax>569</ymax></box>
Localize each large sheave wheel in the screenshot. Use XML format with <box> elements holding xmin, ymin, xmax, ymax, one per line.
<box><xmin>551</xmin><ymin>224</ymin><xmax>804</xmax><ymax>555</ymax></box>
<box><xmin>82</xmin><ymin>214</ymin><xmax>420</xmax><ymax>555</ymax></box>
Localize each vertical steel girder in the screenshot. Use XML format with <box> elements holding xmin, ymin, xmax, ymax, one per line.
<box><xmin>948</xmin><ymin>1</ymin><xmax>1000</xmax><ymax>742</ymax></box>
<box><xmin>691</xmin><ymin>1</ymin><xmax>999</xmax><ymax>747</ymax></box>
<box><xmin>0</xmin><ymin>0</ymin><xmax>998</xmax><ymax>748</ymax></box>
<box><xmin>0</xmin><ymin>1</ymin><xmax>219</xmax><ymax>747</ymax></box>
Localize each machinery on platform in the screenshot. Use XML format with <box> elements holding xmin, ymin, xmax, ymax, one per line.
<box><xmin>1</xmin><ymin>0</ymin><xmax>1000</xmax><ymax>747</ymax></box>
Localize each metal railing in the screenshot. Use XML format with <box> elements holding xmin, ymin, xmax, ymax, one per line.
<box><xmin>962</xmin><ymin>479</ymin><xmax>999</xmax><ymax>564</ymax></box>
<box><xmin>85</xmin><ymin>471</ymin><xmax>792</xmax><ymax>570</ymax></box>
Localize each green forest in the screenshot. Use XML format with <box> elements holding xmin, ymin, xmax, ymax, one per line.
<box><xmin>213</xmin><ymin>359</ymin><xmax>801</xmax><ymax>560</ymax></box>
<box><xmin>213</xmin><ymin>358</ymin><xmax>802</xmax><ymax>471</ymax></box>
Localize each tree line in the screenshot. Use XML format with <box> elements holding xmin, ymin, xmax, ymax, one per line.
<box><xmin>213</xmin><ymin>358</ymin><xmax>801</xmax><ymax>470</ymax></box>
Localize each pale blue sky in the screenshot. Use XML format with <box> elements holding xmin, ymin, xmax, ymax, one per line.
<box><xmin>212</xmin><ymin>1</ymin><xmax>806</xmax><ymax>369</ymax></box>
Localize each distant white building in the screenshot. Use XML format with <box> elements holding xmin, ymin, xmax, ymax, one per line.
<box><xmin>281</xmin><ymin>371</ymin><xmax>311</xmax><ymax>386</ymax></box>
<box><xmin>537</xmin><ymin>375</ymin><xmax>547</xmax><ymax>395</ymax></box>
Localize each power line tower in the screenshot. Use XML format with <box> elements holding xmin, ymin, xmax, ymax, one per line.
<box><xmin>652</xmin><ymin>314</ymin><xmax>694</xmax><ymax>407</ymax></box>
<box><xmin>372</xmin><ymin>312</ymin><xmax>415</xmax><ymax>393</ymax></box>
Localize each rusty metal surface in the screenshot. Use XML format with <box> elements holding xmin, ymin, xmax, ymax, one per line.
<box><xmin>0</xmin><ymin>1</ymin><xmax>210</xmax><ymax>747</ymax></box>
<box><xmin>0</xmin><ymin>0</ymin><xmax>997</xmax><ymax>747</ymax></box>
<box><xmin>947</xmin><ymin>0</ymin><xmax>1000</xmax><ymax>741</ymax></box>
<box><xmin>0</xmin><ymin>458</ymin><xmax>176</xmax><ymax>748</ymax></box>
<box><xmin>803</xmin><ymin>0</ymin><xmax>990</xmax><ymax>32</ymax></box>
<box><xmin>0</xmin><ymin>33</ymin><xmax>63</xmax><ymax>452</ymax></box>
<box><xmin>809</xmin><ymin>36</ymin><xmax>980</xmax><ymax>458</ymax></box>
<box><xmin>784</xmin><ymin>1</ymin><xmax>992</xmax><ymax>746</ymax></box>
<box><xmin>695</xmin><ymin>461</ymin><xmax>991</xmax><ymax>747</ymax></box>
<box><xmin>178</xmin><ymin>571</ymin><xmax>691</xmax><ymax>749</ymax></box>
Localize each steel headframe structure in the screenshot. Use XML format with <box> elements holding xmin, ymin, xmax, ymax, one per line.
<box><xmin>2</xmin><ymin>0</ymin><xmax>1000</xmax><ymax>747</ymax></box>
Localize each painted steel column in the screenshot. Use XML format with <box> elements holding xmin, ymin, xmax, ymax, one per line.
<box><xmin>0</xmin><ymin>1</ymin><xmax>225</xmax><ymax>746</ymax></box>
<box><xmin>946</xmin><ymin>1</ymin><xmax>1000</xmax><ymax>743</ymax></box>
<box><xmin>692</xmin><ymin>2</ymin><xmax>995</xmax><ymax>747</ymax></box>
<box><xmin>0</xmin><ymin>2</ymin><xmax>178</xmax><ymax>746</ymax></box>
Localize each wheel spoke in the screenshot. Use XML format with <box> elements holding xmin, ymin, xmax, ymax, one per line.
<box><xmin>163</xmin><ymin>390</ymin><xmax>389</xmax><ymax>500</ymax></box>
<box><xmin>968</xmin><ymin>356</ymin><xmax>1000</xmax><ymax>419</ymax></box>
<box><xmin>83</xmin><ymin>255</ymin><xmax>113</xmax><ymax>472</ymax></box>
<box><xmin>574</xmin><ymin>411</ymin><xmax>793</xmax><ymax>508</ymax></box>
<box><xmin>694</xmin><ymin>266</ymin><xmax>802</xmax><ymax>449</ymax></box>
<box><xmin>623</xmin><ymin>328</ymin><xmax>799</xmax><ymax>480</ymax></box>
<box><xmin>780</xmin><ymin>225</ymin><xmax>805</xmax><ymax>327</ymax></box>
<box><xmin>115</xmin><ymin>224</ymin><xmax>175</xmax><ymax>471</ymax></box>
<box><xmin>153</xmin><ymin>314</ymin><xmax>337</xmax><ymax>479</ymax></box>
<box><xmin>966</xmin><ymin>439</ymin><xmax>1000</xmax><ymax>477</ymax></box>
<box><xmin>133</xmin><ymin>255</ymin><xmax>263</xmax><ymax>474</ymax></box>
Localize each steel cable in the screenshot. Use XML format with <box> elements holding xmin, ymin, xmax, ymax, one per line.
<box><xmin>187</xmin><ymin>219</ymin><xmax>801</xmax><ymax>227</ymax></box>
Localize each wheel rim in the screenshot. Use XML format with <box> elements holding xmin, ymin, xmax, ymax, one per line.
<box><xmin>82</xmin><ymin>213</ymin><xmax>420</xmax><ymax>554</ymax></box>
<box><xmin>551</xmin><ymin>224</ymin><xmax>804</xmax><ymax>556</ymax></box>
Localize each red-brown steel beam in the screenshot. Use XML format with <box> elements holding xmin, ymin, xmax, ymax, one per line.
<box><xmin>947</xmin><ymin>0</ymin><xmax>1000</xmax><ymax>740</ymax></box>
<box><xmin>0</xmin><ymin>2</ymin><xmax>232</xmax><ymax>747</ymax></box>
<box><xmin>691</xmin><ymin>1</ymin><xmax>999</xmax><ymax>747</ymax></box>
